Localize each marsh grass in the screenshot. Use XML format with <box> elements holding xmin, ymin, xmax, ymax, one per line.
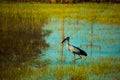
<box><xmin>0</xmin><ymin>3</ymin><xmax>120</xmax><ymax>24</ymax></box>
<box><xmin>1</xmin><ymin>56</ymin><xmax>119</xmax><ymax>80</ymax></box>
<box><xmin>38</xmin><ymin>56</ymin><xmax>120</xmax><ymax>80</ymax></box>
<box><xmin>0</xmin><ymin>64</ymin><xmax>38</xmax><ymax>80</ymax></box>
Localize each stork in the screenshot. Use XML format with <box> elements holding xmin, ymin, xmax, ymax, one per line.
<box><xmin>61</xmin><ymin>37</ymin><xmax>87</xmax><ymax>61</ymax></box>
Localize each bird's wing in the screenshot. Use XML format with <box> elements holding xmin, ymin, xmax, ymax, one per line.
<box><xmin>73</xmin><ymin>45</ymin><xmax>87</xmax><ymax>56</ymax></box>
<box><xmin>69</xmin><ymin>45</ymin><xmax>80</xmax><ymax>53</ymax></box>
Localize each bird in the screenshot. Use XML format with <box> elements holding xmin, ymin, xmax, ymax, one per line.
<box><xmin>61</xmin><ymin>37</ymin><xmax>87</xmax><ymax>61</ymax></box>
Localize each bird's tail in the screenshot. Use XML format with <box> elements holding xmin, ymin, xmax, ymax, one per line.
<box><xmin>80</xmin><ymin>49</ymin><xmax>87</xmax><ymax>56</ymax></box>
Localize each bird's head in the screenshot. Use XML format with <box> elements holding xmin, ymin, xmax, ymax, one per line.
<box><xmin>61</xmin><ymin>37</ymin><xmax>70</xmax><ymax>43</ymax></box>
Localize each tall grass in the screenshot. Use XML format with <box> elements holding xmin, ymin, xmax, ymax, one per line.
<box><xmin>39</xmin><ymin>56</ymin><xmax>120</xmax><ymax>80</ymax></box>
<box><xmin>1</xmin><ymin>56</ymin><xmax>119</xmax><ymax>80</ymax></box>
<box><xmin>0</xmin><ymin>3</ymin><xmax>120</xmax><ymax>24</ymax></box>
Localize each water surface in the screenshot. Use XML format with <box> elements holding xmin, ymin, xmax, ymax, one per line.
<box><xmin>43</xmin><ymin>17</ymin><xmax>120</xmax><ymax>64</ymax></box>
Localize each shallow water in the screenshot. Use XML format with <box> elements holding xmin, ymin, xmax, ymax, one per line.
<box><xmin>43</xmin><ymin>17</ymin><xmax>120</xmax><ymax>64</ymax></box>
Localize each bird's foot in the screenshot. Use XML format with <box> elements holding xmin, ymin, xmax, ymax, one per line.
<box><xmin>72</xmin><ymin>59</ymin><xmax>76</xmax><ymax>62</ymax></box>
<box><xmin>72</xmin><ymin>58</ymin><xmax>81</xmax><ymax>62</ymax></box>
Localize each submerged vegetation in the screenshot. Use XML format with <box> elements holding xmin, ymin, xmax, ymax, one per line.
<box><xmin>0</xmin><ymin>2</ymin><xmax>120</xmax><ymax>80</ymax></box>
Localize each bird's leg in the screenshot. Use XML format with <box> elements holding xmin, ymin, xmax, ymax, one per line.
<box><xmin>79</xmin><ymin>55</ymin><xmax>82</xmax><ymax>59</ymax></box>
<box><xmin>74</xmin><ymin>54</ymin><xmax>75</xmax><ymax>60</ymax></box>
<box><xmin>84</xmin><ymin>56</ymin><xmax>87</xmax><ymax>60</ymax></box>
<box><xmin>72</xmin><ymin>54</ymin><xmax>76</xmax><ymax>62</ymax></box>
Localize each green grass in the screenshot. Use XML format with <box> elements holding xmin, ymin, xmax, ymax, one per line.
<box><xmin>39</xmin><ymin>56</ymin><xmax>120</xmax><ymax>80</ymax></box>
<box><xmin>0</xmin><ymin>3</ymin><xmax>120</xmax><ymax>24</ymax></box>
<box><xmin>1</xmin><ymin>56</ymin><xmax>119</xmax><ymax>80</ymax></box>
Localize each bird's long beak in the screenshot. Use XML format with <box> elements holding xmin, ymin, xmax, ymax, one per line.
<box><xmin>61</xmin><ymin>38</ymin><xmax>67</xmax><ymax>43</ymax></box>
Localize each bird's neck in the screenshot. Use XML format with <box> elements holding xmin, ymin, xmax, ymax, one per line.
<box><xmin>66</xmin><ymin>40</ymin><xmax>69</xmax><ymax>45</ymax></box>
<box><xmin>66</xmin><ymin>40</ymin><xmax>70</xmax><ymax>50</ymax></box>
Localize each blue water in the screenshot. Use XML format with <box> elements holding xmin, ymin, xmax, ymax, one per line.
<box><xmin>43</xmin><ymin>17</ymin><xmax>120</xmax><ymax>64</ymax></box>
